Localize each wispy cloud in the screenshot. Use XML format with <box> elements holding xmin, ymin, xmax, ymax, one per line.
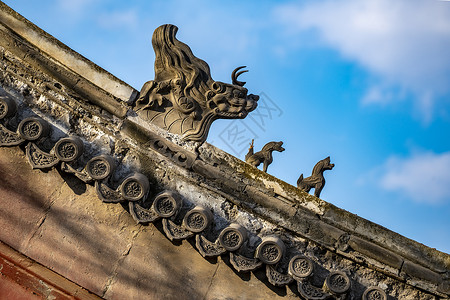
<box><xmin>378</xmin><ymin>151</ymin><xmax>450</xmax><ymax>204</ymax></box>
<box><xmin>56</xmin><ymin>0</ymin><xmax>101</xmax><ymax>18</ymax></box>
<box><xmin>275</xmin><ymin>0</ymin><xmax>450</xmax><ymax>122</ymax></box>
<box><xmin>56</xmin><ymin>0</ymin><xmax>138</xmax><ymax>30</ymax></box>
<box><xmin>97</xmin><ymin>9</ymin><xmax>138</xmax><ymax>30</ymax></box>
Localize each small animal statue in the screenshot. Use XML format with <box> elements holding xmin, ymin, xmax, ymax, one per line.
<box><xmin>297</xmin><ymin>156</ymin><xmax>334</xmax><ymax>198</ymax></box>
<box><xmin>245</xmin><ymin>139</ymin><xmax>285</xmax><ymax>173</ymax></box>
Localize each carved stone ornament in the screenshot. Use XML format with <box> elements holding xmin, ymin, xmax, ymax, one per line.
<box><xmin>26</xmin><ymin>142</ymin><xmax>59</xmax><ymax>169</ymax></box>
<box><xmin>60</xmin><ymin>162</ymin><xmax>92</xmax><ymax>183</ymax></box>
<box><xmin>297</xmin><ymin>156</ymin><xmax>334</xmax><ymax>198</ymax></box>
<box><xmin>266</xmin><ymin>264</ymin><xmax>294</xmax><ymax>287</ymax></box>
<box><xmin>183</xmin><ymin>206</ymin><xmax>213</xmax><ymax>233</ymax></box>
<box><xmin>229</xmin><ymin>252</ymin><xmax>263</xmax><ymax>272</ymax></box>
<box><xmin>120</xmin><ymin>172</ymin><xmax>150</xmax><ymax>201</ymax></box>
<box><xmin>0</xmin><ymin>98</ymin><xmax>6</xmax><ymax>119</ymax></box>
<box><xmin>129</xmin><ymin>202</ymin><xmax>160</xmax><ymax>223</ymax></box>
<box><xmin>0</xmin><ymin>95</ymin><xmax>24</xmax><ymax>146</ymax></box>
<box><xmin>195</xmin><ymin>234</ymin><xmax>226</xmax><ymax>257</ymax></box>
<box><xmin>323</xmin><ymin>271</ymin><xmax>351</xmax><ymax>295</ymax></box>
<box><xmin>134</xmin><ymin>24</ymin><xmax>259</xmax><ymax>142</ymax></box>
<box><xmin>0</xmin><ymin>95</ymin><xmax>17</xmax><ymax>119</ymax></box>
<box><xmin>362</xmin><ymin>286</ymin><xmax>387</xmax><ymax>300</ymax></box>
<box><xmin>95</xmin><ymin>181</ymin><xmax>124</xmax><ymax>203</ymax></box>
<box><xmin>298</xmin><ymin>281</ymin><xmax>331</xmax><ymax>300</ymax></box>
<box><xmin>255</xmin><ymin>236</ymin><xmax>286</xmax><ymax>265</ymax></box>
<box><xmin>18</xmin><ymin>117</ymin><xmax>49</xmax><ymax>141</ymax></box>
<box><xmin>152</xmin><ymin>190</ymin><xmax>182</xmax><ymax>218</ymax></box>
<box><xmin>0</xmin><ymin>123</ymin><xmax>24</xmax><ymax>146</ymax></box>
<box><xmin>146</xmin><ymin>136</ymin><xmax>195</xmax><ymax>169</ymax></box>
<box><xmin>54</xmin><ymin>136</ymin><xmax>84</xmax><ymax>162</ymax></box>
<box><xmin>218</xmin><ymin>223</ymin><xmax>248</xmax><ymax>252</ymax></box>
<box><xmin>86</xmin><ymin>154</ymin><xmax>116</xmax><ymax>180</ymax></box>
<box><xmin>245</xmin><ymin>140</ymin><xmax>285</xmax><ymax>173</ymax></box>
<box><xmin>289</xmin><ymin>255</ymin><xmax>314</xmax><ymax>280</ymax></box>
<box><xmin>162</xmin><ymin>218</ymin><xmax>194</xmax><ymax>241</ymax></box>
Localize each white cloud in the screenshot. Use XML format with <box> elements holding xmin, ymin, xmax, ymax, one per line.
<box><xmin>379</xmin><ymin>151</ymin><xmax>450</xmax><ymax>204</ymax></box>
<box><xmin>56</xmin><ymin>0</ymin><xmax>99</xmax><ymax>16</ymax></box>
<box><xmin>275</xmin><ymin>0</ymin><xmax>450</xmax><ymax>121</ymax></box>
<box><xmin>361</xmin><ymin>84</ymin><xmax>402</xmax><ymax>106</ymax></box>
<box><xmin>97</xmin><ymin>10</ymin><xmax>138</xmax><ymax>30</ymax></box>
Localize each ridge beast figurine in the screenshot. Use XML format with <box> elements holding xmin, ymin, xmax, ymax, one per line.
<box><xmin>135</xmin><ymin>24</ymin><xmax>259</xmax><ymax>142</ymax></box>
<box><xmin>297</xmin><ymin>156</ymin><xmax>334</xmax><ymax>198</ymax></box>
<box><xmin>245</xmin><ymin>139</ymin><xmax>285</xmax><ymax>173</ymax></box>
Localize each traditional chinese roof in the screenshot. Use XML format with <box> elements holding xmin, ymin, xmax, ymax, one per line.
<box><xmin>0</xmin><ymin>2</ymin><xmax>448</xmax><ymax>299</ymax></box>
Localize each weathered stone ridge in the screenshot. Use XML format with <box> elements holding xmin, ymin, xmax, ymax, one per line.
<box><xmin>0</xmin><ymin>1</ymin><xmax>137</xmax><ymax>117</ymax></box>
<box><xmin>0</xmin><ymin>2</ymin><xmax>449</xmax><ymax>299</ymax></box>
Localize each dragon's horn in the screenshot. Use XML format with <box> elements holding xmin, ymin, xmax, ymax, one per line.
<box><xmin>232</xmin><ymin>66</ymin><xmax>248</xmax><ymax>86</ymax></box>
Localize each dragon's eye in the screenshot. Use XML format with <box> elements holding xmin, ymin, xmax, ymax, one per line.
<box><xmin>234</xmin><ymin>89</ymin><xmax>245</xmax><ymax>98</ymax></box>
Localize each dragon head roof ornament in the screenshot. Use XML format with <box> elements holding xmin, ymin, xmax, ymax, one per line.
<box><xmin>135</xmin><ymin>24</ymin><xmax>259</xmax><ymax>142</ymax></box>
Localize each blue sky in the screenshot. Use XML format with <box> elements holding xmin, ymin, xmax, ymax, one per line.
<box><xmin>4</xmin><ymin>0</ymin><xmax>450</xmax><ymax>254</ymax></box>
